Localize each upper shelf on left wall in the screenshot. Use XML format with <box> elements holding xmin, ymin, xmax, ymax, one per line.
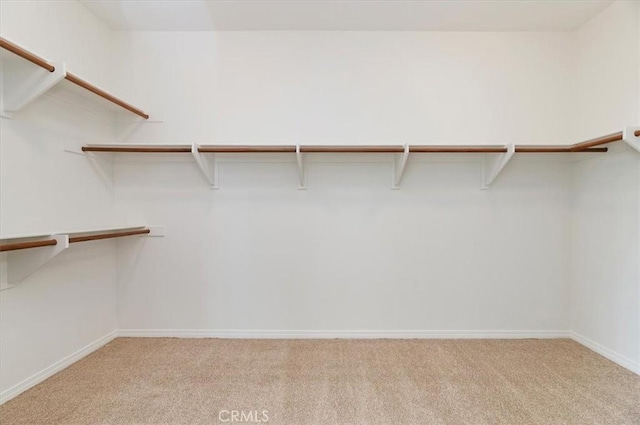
<box><xmin>0</xmin><ymin>36</ymin><xmax>149</xmax><ymax>120</ymax></box>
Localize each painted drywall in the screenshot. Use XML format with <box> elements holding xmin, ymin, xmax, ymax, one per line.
<box><xmin>112</xmin><ymin>31</ymin><xmax>574</xmax><ymax>146</ymax></box>
<box><xmin>114</xmin><ymin>153</ymin><xmax>572</xmax><ymax>333</ymax></box>
<box><xmin>571</xmin><ymin>149</ymin><xmax>640</xmax><ymax>373</ymax></box>
<box><xmin>112</xmin><ymin>31</ymin><xmax>576</xmax><ymax>333</ymax></box>
<box><xmin>573</xmin><ymin>0</ymin><xmax>639</xmax><ymax>138</ymax></box>
<box><xmin>570</xmin><ymin>0</ymin><xmax>640</xmax><ymax>372</ymax></box>
<box><xmin>0</xmin><ymin>0</ymin><xmax>121</xmax><ymax>400</ymax></box>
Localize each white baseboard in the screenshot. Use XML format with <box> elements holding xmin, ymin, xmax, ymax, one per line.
<box><xmin>0</xmin><ymin>330</ymin><xmax>118</xmax><ymax>405</ymax></box>
<box><xmin>117</xmin><ymin>329</ymin><xmax>570</xmax><ymax>339</ymax></box>
<box><xmin>571</xmin><ymin>332</ymin><xmax>640</xmax><ymax>375</ymax></box>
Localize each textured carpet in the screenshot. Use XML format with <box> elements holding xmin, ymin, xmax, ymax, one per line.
<box><xmin>1</xmin><ymin>338</ymin><xmax>639</xmax><ymax>425</ymax></box>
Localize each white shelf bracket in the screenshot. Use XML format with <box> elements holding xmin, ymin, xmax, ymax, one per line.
<box><xmin>1</xmin><ymin>61</ymin><xmax>66</xmax><ymax>118</ymax></box>
<box><xmin>192</xmin><ymin>143</ymin><xmax>217</xmax><ymax>189</ymax></box>
<box><xmin>1</xmin><ymin>235</ymin><xmax>69</xmax><ymax>289</ymax></box>
<box><xmin>482</xmin><ymin>142</ymin><xmax>515</xmax><ymax>189</ymax></box>
<box><xmin>623</xmin><ymin>127</ymin><xmax>640</xmax><ymax>152</ymax></box>
<box><xmin>392</xmin><ymin>143</ymin><xmax>410</xmax><ymax>189</ymax></box>
<box><xmin>296</xmin><ymin>143</ymin><xmax>306</xmax><ymax>190</ymax></box>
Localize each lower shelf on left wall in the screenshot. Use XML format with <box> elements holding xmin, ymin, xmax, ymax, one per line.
<box><xmin>0</xmin><ymin>225</ymin><xmax>164</xmax><ymax>289</ymax></box>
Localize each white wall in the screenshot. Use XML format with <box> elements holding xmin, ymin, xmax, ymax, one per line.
<box><xmin>116</xmin><ymin>154</ymin><xmax>573</xmax><ymax>335</ymax></box>
<box><xmin>114</xmin><ymin>31</ymin><xmax>574</xmax><ymax>145</ymax></box>
<box><xmin>0</xmin><ymin>0</ymin><xmax>122</xmax><ymax>401</ymax></box>
<box><xmin>573</xmin><ymin>0</ymin><xmax>639</xmax><ymax>138</ymax></box>
<box><xmin>570</xmin><ymin>0</ymin><xmax>640</xmax><ymax>373</ymax></box>
<box><xmin>113</xmin><ymin>31</ymin><xmax>576</xmax><ymax>335</ymax></box>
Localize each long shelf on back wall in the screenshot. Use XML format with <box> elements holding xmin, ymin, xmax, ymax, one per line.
<box><xmin>81</xmin><ymin>128</ymin><xmax>640</xmax><ymax>154</ymax></box>
<box><xmin>0</xmin><ymin>36</ymin><xmax>149</xmax><ymax>120</ymax></box>
<box><xmin>0</xmin><ymin>226</ymin><xmax>165</xmax><ymax>289</ymax></box>
<box><xmin>81</xmin><ymin>144</ymin><xmax>611</xmax><ymax>154</ymax></box>
<box><xmin>79</xmin><ymin>127</ymin><xmax>640</xmax><ymax>190</ymax></box>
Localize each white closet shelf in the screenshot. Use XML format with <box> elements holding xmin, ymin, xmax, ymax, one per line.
<box><xmin>0</xmin><ymin>36</ymin><xmax>149</xmax><ymax>119</ymax></box>
<box><xmin>0</xmin><ymin>225</ymin><xmax>154</xmax><ymax>241</ymax></box>
<box><xmin>0</xmin><ymin>226</ymin><xmax>157</xmax><ymax>251</ymax></box>
<box><xmin>0</xmin><ymin>226</ymin><xmax>164</xmax><ymax>289</ymax></box>
<box><xmin>81</xmin><ymin>143</ymin><xmax>610</xmax><ymax>154</ymax></box>
<box><xmin>79</xmin><ymin>135</ymin><xmax>622</xmax><ymax>190</ymax></box>
<box><xmin>82</xmin><ymin>128</ymin><xmax>637</xmax><ymax>155</ymax></box>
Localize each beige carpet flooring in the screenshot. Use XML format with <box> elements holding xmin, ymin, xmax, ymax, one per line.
<box><xmin>1</xmin><ymin>338</ymin><xmax>639</xmax><ymax>425</ymax></box>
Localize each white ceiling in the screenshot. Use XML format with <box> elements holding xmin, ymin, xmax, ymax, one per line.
<box><xmin>80</xmin><ymin>0</ymin><xmax>615</xmax><ymax>32</ymax></box>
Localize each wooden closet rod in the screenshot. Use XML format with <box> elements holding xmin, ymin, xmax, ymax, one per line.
<box><xmin>516</xmin><ymin>146</ymin><xmax>608</xmax><ymax>153</ymax></box>
<box><xmin>199</xmin><ymin>146</ymin><xmax>297</xmax><ymax>153</ymax></box>
<box><xmin>0</xmin><ymin>239</ymin><xmax>57</xmax><ymax>252</ymax></box>
<box><xmin>411</xmin><ymin>146</ymin><xmax>505</xmax><ymax>153</ymax></box>
<box><xmin>0</xmin><ymin>37</ymin><xmax>55</xmax><ymax>72</ymax></box>
<box><xmin>82</xmin><ymin>144</ymin><xmax>609</xmax><ymax>154</ymax></box>
<box><xmin>68</xmin><ymin>228</ymin><xmax>150</xmax><ymax>244</ymax></box>
<box><xmin>82</xmin><ymin>146</ymin><xmax>191</xmax><ymax>153</ymax></box>
<box><xmin>570</xmin><ymin>132</ymin><xmax>623</xmax><ymax>151</ymax></box>
<box><xmin>65</xmin><ymin>73</ymin><xmax>150</xmax><ymax>120</ymax></box>
<box><xmin>301</xmin><ymin>146</ymin><xmax>405</xmax><ymax>153</ymax></box>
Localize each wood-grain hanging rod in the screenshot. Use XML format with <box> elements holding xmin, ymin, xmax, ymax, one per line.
<box><xmin>68</xmin><ymin>228</ymin><xmax>150</xmax><ymax>244</ymax></box>
<box><xmin>0</xmin><ymin>239</ymin><xmax>58</xmax><ymax>252</ymax></box>
<box><xmin>570</xmin><ymin>132</ymin><xmax>623</xmax><ymax>152</ymax></box>
<box><xmin>81</xmin><ymin>145</ymin><xmax>608</xmax><ymax>154</ymax></box>
<box><xmin>570</xmin><ymin>129</ymin><xmax>640</xmax><ymax>150</ymax></box>
<box><xmin>80</xmin><ymin>134</ymin><xmax>640</xmax><ymax>153</ymax></box>
<box><xmin>410</xmin><ymin>146</ymin><xmax>505</xmax><ymax>153</ymax></box>
<box><xmin>0</xmin><ymin>37</ymin><xmax>55</xmax><ymax>72</ymax></box>
<box><xmin>302</xmin><ymin>146</ymin><xmax>406</xmax><ymax>153</ymax></box>
<box><xmin>82</xmin><ymin>146</ymin><xmax>192</xmax><ymax>153</ymax></box>
<box><xmin>0</xmin><ymin>228</ymin><xmax>150</xmax><ymax>252</ymax></box>
<box><xmin>198</xmin><ymin>145</ymin><xmax>297</xmax><ymax>153</ymax></box>
<box><xmin>516</xmin><ymin>146</ymin><xmax>608</xmax><ymax>153</ymax></box>
<box><xmin>65</xmin><ymin>73</ymin><xmax>150</xmax><ymax>120</ymax></box>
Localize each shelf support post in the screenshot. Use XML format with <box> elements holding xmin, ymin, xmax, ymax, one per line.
<box><xmin>192</xmin><ymin>143</ymin><xmax>217</xmax><ymax>188</ymax></box>
<box><xmin>296</xmin><ymin>143</ymin><xmax>306</xmax><ymax>189</ymax></box>
<box><xmin>623</xmin><ymin>127</ymin><xmax>640</xmax><ymax>152</ymax></box>
<box><xmin>1</xmin><ymin>235</ymin><xmax>69</xmax><ymax>289</ymax></box>
<box><xmin>1</xmin><ymin>61</ymin><xmax>66</xmax><ymax>118</ymax></box>
<box><xmin>392</xmin><ymin>143</ymin><xmax>410</xmax><ymax>189</ymax></box>
<box><xmin>482</xmin><ymin>142</ymin><xmax>515</xmax><ymax>189</ymax></box>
